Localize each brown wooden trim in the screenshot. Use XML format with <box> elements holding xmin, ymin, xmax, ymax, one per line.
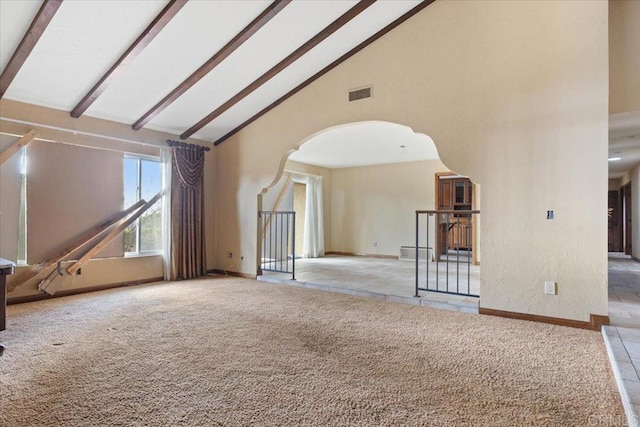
<box><xmin>590</xmin><ymin>314</ymin><xmax>610</xmax><ymax>330</ymax></box>
<box><xmin>213</xmin><ymin>0</ymin><xmax>436</xmax><ymax>146</ymax></box>
<box><xmin>479</xmin><ymin>307</ymin><xmax>610</xmax><ymax>331</ymax></box>
<box><xmin>209</xmin><ymin>269</ymin><xmax>257</xmax><ymax>280</ymax></box>
<box><xmin>182</xmin><ymin>0</ymin><xmax>377</xmax><ymax>140</ymax></box>
<box><xmin>0</xmin><ymin>0</ymin><xmax>63</xmax><ymax>98</ymax></box>
<box><xmin>70</xmin><ymin>0</ymin><xmax>187</xmax><ymax>118</ymax></box>
<box><xmin>132</xmin><ymin>0</ymin><xmax>291</xmax><ymax>130</ymax></box>
<box><xmin>7</xmin><ymin>276</ymin><xmax>164</xmax><ymax>305</ymax></box>
<box><xmin>325</xmin><ymin>251</ymin><xmax>399</xmax><ymax>260</ymax></box>
<box><xmin>0</xmin><ymin>129</ymin><xmax>38</xmax><ymax>165</ymax></box>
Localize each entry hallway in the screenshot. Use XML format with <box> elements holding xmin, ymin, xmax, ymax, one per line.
<box><xmin>0</xmin><ymin>276</ymin><xmax>624</xmax><ymax>426</ymax></box>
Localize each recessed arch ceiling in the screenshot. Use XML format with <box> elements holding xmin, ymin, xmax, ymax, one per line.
<box><xmin>289</xmin><ymin>121</ymin><xmax>439</xmax><ymax>169</ymax></box>
<box><xmin>0</xmin><ymin>0</ymin><xmax>428</xmax><ymax>144</ymax></box>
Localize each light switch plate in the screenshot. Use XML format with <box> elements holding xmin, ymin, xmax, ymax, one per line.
<box><xmin>544</xmin><ymin>281</ymin><xmax>557</xmax><ymax>295</ymax></box>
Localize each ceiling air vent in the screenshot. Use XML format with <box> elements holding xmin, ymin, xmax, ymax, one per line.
<box><xmin>348</xmin><ymin>86</ymin><xmax>372</xmax><ymax>102</ymax></box>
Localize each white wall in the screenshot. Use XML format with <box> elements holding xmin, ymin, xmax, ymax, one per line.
<box><xmin>215</xmin><ymin>0</ymin><xmax>609</xmax><ymax>322</ymax></box>
<box><xmin>626</xmin><ymin>163</ymin><xmax>640</xmax><ymax>260</ymax></box>
<box><xmin>330</xmin><ymin>159</ymin><xmax>447</xmax><ymax>257</ymax></box>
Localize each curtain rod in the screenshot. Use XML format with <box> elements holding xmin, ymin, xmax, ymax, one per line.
<box><xmin>166</xmin><ymin>139</ymin><xmax>211</xmax><ymax>151</ymax></box>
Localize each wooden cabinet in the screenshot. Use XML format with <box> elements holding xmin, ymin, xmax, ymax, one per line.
<box><xmin>439</xmin><ymin>177</ymin><xmax>472</xmax><ymax>209</ymax></box>
<box><xmin>448</xmin><ymin>217</ymin><xmax>472</xmax><ymax>249</ymax></box>
<box><xmin>439</xmin><ymin>179</ymin><xmax>453</xmax><ymax>209</ymax></box>
<box><xmin>437</xmin><ymin>176</ymin><xmax>474</xmax><ymax>255</ymax></box>
<box><xmin>453</xmin><ymin>179</ymin><xmax>472</xmax><ymax>206</ymax></box>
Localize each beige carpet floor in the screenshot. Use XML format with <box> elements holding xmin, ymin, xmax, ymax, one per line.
<box><xmin>0</xmin><ymin>277</ymin><xmax>625</xmax><ymax>426</ymax></box>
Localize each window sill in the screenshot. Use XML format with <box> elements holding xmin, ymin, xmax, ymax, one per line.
<box><xmin>124</xmin><ymin>252</ymin><xmax>163</xmax><ymax>259</ymax></box>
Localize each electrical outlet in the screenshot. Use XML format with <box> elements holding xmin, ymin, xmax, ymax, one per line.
<box><xmin>544</xmin><ymin>281</ymin><xmax>557</xmax><ymax>295</ymax></box>
<box><xmin>228</xmin><ymin>252</ymin><xmax>233</xmax><ymax>259</ymax></box>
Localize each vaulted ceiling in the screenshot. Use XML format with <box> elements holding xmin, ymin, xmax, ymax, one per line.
<box><xmin>0</xmin><ymin>0</ymin><xmax>429</xmax><ymax>145</ymax></box>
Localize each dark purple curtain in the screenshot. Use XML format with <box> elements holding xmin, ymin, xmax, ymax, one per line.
<box><xmin>170</xmin><ymin>145</ymin><xmax>206</xmax><ymax>280</ymax></box>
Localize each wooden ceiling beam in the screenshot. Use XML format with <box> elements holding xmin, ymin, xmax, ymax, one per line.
<box><xmin>132</xmin><ymin>0</ymin><xmax>292</xmax><ymax>131</ymax></box>
<box><xmin>0</xmin><ymin>0</ymin><xmax>63</xmax><ymax>99</ymax></box>
<box><xmin>213</xmin><ymin>1</ymin><xmax>435</xmax><ymax>147</ymax></box>
<box><xmin>180</xmin><ymin>0</ymin><xmax>376</xmax><ymax>140</ymax></box>
<box><xmin>70</xmin><ymin>0</ymin><xmax>187</xmax><ymax>118</ymax></box>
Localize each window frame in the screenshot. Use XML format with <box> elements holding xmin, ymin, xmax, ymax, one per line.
<box><xmin>17</xmin><ymin>147</ymin><xmax>27</xmax><ymax>265</ymax></box>
<box><xmin>123</xmin><ymin>153</ymin><xmax>162</xmax><ymax>257</ymax></box>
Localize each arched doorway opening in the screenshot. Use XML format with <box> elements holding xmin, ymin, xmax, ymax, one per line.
<box><xmin>257</xmin><ymin>121</ymin><xmax>480</xmax><ymax>304</ymax></box>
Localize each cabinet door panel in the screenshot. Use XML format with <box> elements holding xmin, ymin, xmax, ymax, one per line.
<box><xmin>454</xmin><ymin>180</ymin><xmax>466</xmax><ymax>205</ymax></box>
<box><xmin>439</xmin><ymin>180</ymin><xmax>453</xmax><ymax>209</ymax></box>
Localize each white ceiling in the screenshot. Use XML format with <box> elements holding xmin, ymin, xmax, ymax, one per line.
<box><xmin>289</xmin><ymin>121</ymin><xmax>439</xmax><ymax>169</ymax></box>
<box><xmin>288</xmin><ymin>116</ymin><xmax>640</xmax><ymax>173</ymax></box>
<box><xmin>0</xmin><ymin>0</ymin><xmax>423</xmax><ymax>142</ymax></box>
<box><xmin>2</xmin><ymin>1</ymin><xmax>637</xmax><ymax>175</ymax></box>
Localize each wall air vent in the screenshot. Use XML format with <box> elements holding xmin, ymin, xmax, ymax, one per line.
<box><xmin>348</xmin><ymin>86</ymin><xmax>372</xmax><ymax>102</ymax></box>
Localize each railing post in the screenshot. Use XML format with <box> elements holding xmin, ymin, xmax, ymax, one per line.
<box><xmin>258</xmin><ymin>211</ymin><xmax>296</xmax><ymax>281</ymax></box>
<box><xmin>426</xmin><ymin>213</ymin><xmax>430</xmax><ymax>294</ymax></box>
<box><xmin>414</xmin><ymin>209</ymin><xmax>480</xmax><ymax>298</ymax></box>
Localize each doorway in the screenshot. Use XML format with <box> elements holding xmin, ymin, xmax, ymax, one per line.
<box><xmin>608</xmin><ymin>190</ymin><xmax>623</xmax><ymax>252</ymax></box>
<box><xmin>622</xmin><ymin>182</ymin><xmax>633</xmax><ymax>255</ymax></box>
<box><xmin>435</xmin><ymin>173</ymin><xmax>479</xmax><ymax>265</ymax></box>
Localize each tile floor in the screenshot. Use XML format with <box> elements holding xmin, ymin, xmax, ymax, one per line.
<box><xmin>260</xmin><ymin>255</ymin><xmax>480</xmax><ymax>312</ymax></box>
<box><xmin>609</xmin><ymin>253</ymin><xmax>640</xmax><ymax>328</ymax></box>
<box><xmin>261</xmin><ymin>253</ymin><xmax>640</xmax><ymax>426</ymax></box>
<box><xmin>606</xmin><ymin>253</ymin><xmax>640</xmax><ymax>427</ymax></box>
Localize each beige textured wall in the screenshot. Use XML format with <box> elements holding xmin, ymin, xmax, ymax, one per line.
<box><xmin>609</xmin><ymin>179</ymin><xmax>621</xmax><ymax>191</ymax></box>
<box><xmin>7</xmin><ymin>255</ymin><xmax>164</xmax><ymax>300</ymax></box>
<box><xmin>330</xmin><ymin>159</ymin><xmax>447</xmax><ymax>257</ymax></box>
<box><xmin>0</xmin><ymin>134</ymin><xmax>22</xmax><ymax>262</ymax></box>
<box><xmin>631</xmin><ymin>163</ymin><xmax>640</xmax><ymax>260</ymax></box>
<box><xmin>27</xmin><ymin>140</ymin><xmax>124</xmax><ymax>262</ymax></box>
<box><xmin>215</xmin><ymin>0</ymin><xmax>609</xmax><ymax>322</ymax></box>
<box><xmin>1</xmin><ymin>100</ymin><xmax>215</xmax><ymax>299</ymax></box>
<box><xmin>610</xmin><ymin>0</ymin><xmax>640</xmax><ymax>114</ymax></box>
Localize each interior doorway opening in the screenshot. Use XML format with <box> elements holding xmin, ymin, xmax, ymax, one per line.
<box><xmin>257</xmin><ymin>121</ymin><xmax>481</xmax><ymax>305</ymax></box>
<box><xmin>435</xmin><ymin>173</ymin><xmax>480</xmax><ymax>266</ymax></box>
<box><xmin>621</xmin><ymin>182</ymin><xmax>633</xmax><ymax>256</ymax></box>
